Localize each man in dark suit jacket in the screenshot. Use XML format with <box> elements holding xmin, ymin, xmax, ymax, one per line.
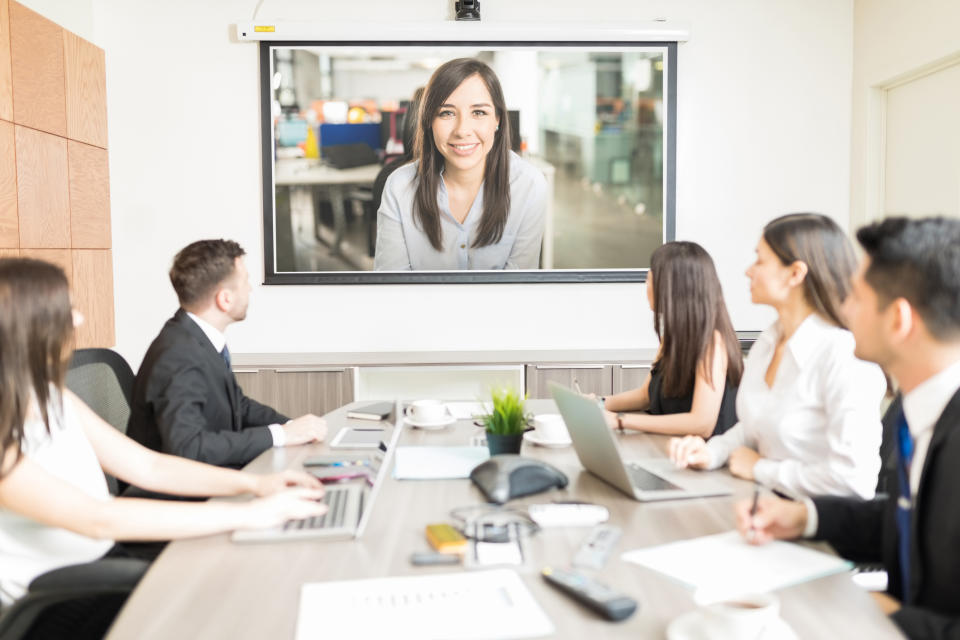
<box><xmin>737</xmin><ymin>217</ymin><xmax>960</xmax><ymax>639</ymax></box>
<box><xmin>127</xmin><ymin>240</ymin><xmax>327</xmax><ymax>469</ymax></box>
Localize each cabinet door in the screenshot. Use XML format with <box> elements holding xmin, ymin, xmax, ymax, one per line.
<box><xmin>234</xmin><ymin>369</ymin><xmax>278</xmax><ymax>408</ymax></box>
<box><xmin>612</xmin><ymin>364</ymin><xmax>652</xmax><ymax>394</ymax></box>
<box><xmin>274</xmin><ymin>368</ymin><xmax>355</xmax><ymax>418</ymax></box>
<box><xmin>525</xmin><ymin>365</ymin><xmax>612</xmax><ymax>399</ymax></box>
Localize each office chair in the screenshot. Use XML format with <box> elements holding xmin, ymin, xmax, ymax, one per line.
<box><xmin>66</xmin><ymin>348</ymin><xmax>136</xmax><ymax>495</ymax></box>
<box><xmin>0</xmin><ymin>558</ymin><xmax>149</xmax><ymax>640</ymax></box>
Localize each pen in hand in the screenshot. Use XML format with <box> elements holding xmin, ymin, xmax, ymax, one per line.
<box><xmin>573</xmin><ymin>379</ymin><xmax>583</xmax><ymax>395</ymax></box>
<box><xmin>747</xmin><ymin>486</ymin><xmax>760</xmax><ymax>542</ymax></box>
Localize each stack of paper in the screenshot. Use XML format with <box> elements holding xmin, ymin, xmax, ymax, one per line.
<box><xmin>393</xmin><ymin>446</ymin><xmax>489</xmax><ymax>480</ymax></box>
<box><xmin>296</xmin><ymin>569</ymin><xmax>554</xmax><ymax>640</ymax></box>
<box><xmin>622</xmin><ymin>531</ymin><xmax>852</xmax><ymax>601</ymax></box>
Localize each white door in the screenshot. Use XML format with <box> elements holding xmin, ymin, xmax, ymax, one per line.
<box><xmin>883</xmin><ymin>61</ymin><xmax>960</xmax><ymax>218</ymax></box>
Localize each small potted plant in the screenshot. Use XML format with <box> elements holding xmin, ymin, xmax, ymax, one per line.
<box><xmin>481</xmin><ymin>387</ymin><xmax>531</xmax><ymax>455</ymax></box>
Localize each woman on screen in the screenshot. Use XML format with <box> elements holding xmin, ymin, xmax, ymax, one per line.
<box><xmin>0</xmin><ymin>258</ymin><xmax>326</xmax><ymax>611</ymax></box>
<box><xmin>374</xmin><ymin>58</ymin><xmax>547</xmax><ymax>270</ymax></box>
<box><xmin>600</xmin><ymin>242</ymin><xmax>742</xmax><ymax>437</ymax></box>
<box><xmin>670</xmin><ymin>214</ymin><xmax>886</xmax><ymax>499</ymax></box>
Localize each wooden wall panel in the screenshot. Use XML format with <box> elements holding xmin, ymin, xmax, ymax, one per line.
<box><xmin>15</xmin><ymin>125</ymin><xmax>70</xmax><ymax>248</ymax></box>
<box><xmin>0</xmin><ymin>248</ymin><xmax>18</xmax><ymax>258</ymax></box>
<box><xmin>0</xmin><ymin>0</ymin><xmax>12</xmax><ymax>122</ymax></box>
<box><xmin>0</xmin><ymin>120</ymin><xmax>17</xmax><ymax>247</ymax></box>
<box><xmin>19</xmin><ymin>247</ymin><xmax>71</xmax><ymax>280</ymax></box>
<box><xmin>71</xmin><ymin>249</ymin><xmax>114</xmax><ymax>347</ymax></box>
<box><xmin>64</xmin><ymin>31</ymin><xmax>107</xmax><ymax>148</ymax></box>
<box><xmin>9</xmin><ymin>2</ymin><xmax>65</xmax><ymax>136</ymax></box>
<box><xmin>69</xmin><ymin>140</ymin><xmax>110</xmax><ymax>247</ymax></box>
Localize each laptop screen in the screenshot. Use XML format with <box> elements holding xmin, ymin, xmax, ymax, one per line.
<box><xmin>354</xmin><ymin>400</ymin><xmax>404</xmax><ymax>538</ymax></box>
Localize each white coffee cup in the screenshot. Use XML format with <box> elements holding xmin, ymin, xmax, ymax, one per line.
<box><xmin>698</xmin><ymin>592</ymin><xmax>780</xmax><ymax>639</ymax></box>
<box><xmin>533</xmin><ymin>413</ymin><xmax>569</xmax><ymax>442</ymax></box>
<box><xmin>406</xmin><ymin>399</ymin><xmax>447</xmax><ymax>423</ymax></box>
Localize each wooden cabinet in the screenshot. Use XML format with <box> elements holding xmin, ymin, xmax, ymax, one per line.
<box><xmin>612</xmin><ymin>364</ymin><xmax>652</xmax><ymax>393</ymax></box>
<box><xmin>525</xmin><ymin>365</ymin><xmax>613</xmax><ymax>399</ymax></box>
<box><xmin>234</xmin><ymin>368</ymin><xmax>355</xmax><ymax>418</ymax></box>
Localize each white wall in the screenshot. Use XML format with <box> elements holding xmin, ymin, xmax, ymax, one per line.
<box><xmin>66</xmin><ymin>0</ymin><xmax>853</xmax><ymax>366</ymax></box>
<box><xmin>849</xmin><ymin>0</ymin><xmax>960</xmax><ymax>228</ymax></box>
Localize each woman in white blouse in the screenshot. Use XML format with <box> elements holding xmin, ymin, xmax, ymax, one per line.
<box><xmin>0</xmin><ymin>258</ymin><xmax>327</xmax><ymax>607</ymax></box>
<box><xmin>670</xmin><ymin>214</ymin><xmax>886</xmax><ymax>499</ymax></box>
<box><xmin>374</xmin><ymin>57</ymin><xmax>547</xmax><ymax>271</ymax></box>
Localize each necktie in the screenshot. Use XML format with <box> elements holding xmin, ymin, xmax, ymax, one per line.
<box><xmin>895</xmin><ymin>411</ymin><xmax>914</xmax><ymax>604</ymax></box>
<box><xmin>220</xmin><ymin>345</ymin><xmax>232</xmax><ymax>369</ymax></box>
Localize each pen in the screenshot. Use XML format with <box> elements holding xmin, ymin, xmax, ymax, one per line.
<box><xmin>573</xmin><ymin>379</ymin><xmax>583</xmax><ymax>394</ymax></box>
<box><xmin>747</xmin><ymin>486</ymin><xmax>760</xmax><ymax>542</ymax></box>
<box><xmin>312</xmin><ymin>460</ymin><xmax>368</xmax><ymax>468</ymax></box>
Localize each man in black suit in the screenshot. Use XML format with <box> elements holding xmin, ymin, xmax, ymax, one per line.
<box><xmin>737</xmin><ymin>217</ymin><xmax>960</xmax><ymax>639</ymax></box>
<box><xmin>127</xmin><ymin>240</ymin><xmax>327</xmax><ymax>469</ymax></box>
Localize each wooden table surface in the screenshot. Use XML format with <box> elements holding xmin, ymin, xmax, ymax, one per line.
<box><xmin>107</xmin><ymin>400</ymin><xmax>904</xmax><ymax>639</ymax></box>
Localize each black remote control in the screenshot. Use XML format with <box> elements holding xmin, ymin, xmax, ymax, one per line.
<box><xmin>541</xmin><ymin>567</ymin><xmax>638</xmax><ymax>621</ymax></box>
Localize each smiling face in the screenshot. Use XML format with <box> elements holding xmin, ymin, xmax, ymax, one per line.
<box><xmin>430</xmin><ymin>73</ymin><xmax>500</xmax><ymax>179</ymax></box>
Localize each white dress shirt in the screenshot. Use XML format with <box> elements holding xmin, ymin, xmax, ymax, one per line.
<box><xmin>374</xmin><ymin>151</ymin><xmax>547</xmax><ymax>270</ymax></box>
<box><xmin>706</xmin><ymin>313</ymin><xmax>886</xmax><ymax>499</ymax></box>
<box><xmin>804</xmin><ymin>357</ymin><xmax>960</xmax><ymax>537</ymax></box>
<box><xmin>185</xmin><ymin>312</ymin><xmax>285</xmax><ymax>446</ymax></box>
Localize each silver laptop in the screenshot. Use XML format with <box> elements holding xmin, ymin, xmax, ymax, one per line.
<box><xmin>550</xmin><ymin>383</ymin><xmax>732</xmax><ymax>501</ymax></box>
<box><xmin>233</xmin><ymin>400</ymin><xmax>404</xmax><ymax>542</ymax></box>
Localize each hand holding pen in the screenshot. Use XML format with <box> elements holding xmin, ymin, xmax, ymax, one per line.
<box><xmin>735</xmin><ymin>488</ymin><xmax>809</xmax><ymax>545</ymax></box>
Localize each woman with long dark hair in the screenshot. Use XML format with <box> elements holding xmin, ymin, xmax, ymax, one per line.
<box><xmin>0</xmin><ymin>258</ymin><xmax>326</xmax><ymax>607</ymax></box>
<box><xmin>601</xmin><ymin>242</ymin><xmax>742</xmax><ymax>437</ymax></box>
<box><xmin>374</xmin><ymin>57</ymin><xmax>547</xmax><ymax>270</ymax></box>
<box><xmin>671</xmin><ymin>214</ymin><xmax>887</xmax><ymax>499</ymax></box>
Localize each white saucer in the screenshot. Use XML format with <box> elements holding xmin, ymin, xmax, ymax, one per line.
<box><xmin>523</xmin><ymin>430</ymin><xmax>572</xmax><ymax>448</ymax></box>
<box><xmin>404</xmin><ymin>414</ymin><xmax>456</xmax><ymax>430</ymax></box>
<box><xmin>666</xmin><ymin>610</ymin><xmax>798</xmax><ymax>640</ymax></box>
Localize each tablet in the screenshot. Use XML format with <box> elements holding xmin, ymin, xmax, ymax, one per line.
<box><xmin>329</xmin><ymin>427</ymin><xmax>385</xmax><ymax>449</ymax></box>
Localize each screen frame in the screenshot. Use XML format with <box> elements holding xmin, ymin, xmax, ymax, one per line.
<box><xmin>259</xmin><ymin>40</ymin><xmax>677</xmax><ymax>285</ymax></box>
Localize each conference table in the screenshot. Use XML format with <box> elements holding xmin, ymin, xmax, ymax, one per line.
<box><xmin>107</xmin><ymin>400</ymin><xmax>904</xmax><ymax>639</ymax></box>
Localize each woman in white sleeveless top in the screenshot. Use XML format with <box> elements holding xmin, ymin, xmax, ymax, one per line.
<box><xmin>0</xmin><ymin>258</ymin><xmax>327</xmax><ymax>606</ymax></box>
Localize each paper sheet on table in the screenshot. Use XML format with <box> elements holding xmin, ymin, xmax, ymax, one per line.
<box><xmin>445</xmin><ymin>401</ymin><xmax>491</xmax><ymax>419</ymax></box>
<box><xmin>393</xmin><ymin>446</ymin><xmax>489</xmax><ymax>479</ymax></box>
<box><xmin>295</xmin><ymin>569</ymin><xmax>554</xmax><ymax>640</ymax></box>
<box><xmin>622</xmin><ymin>531</ymin><xmax>852</xmax><ymax>601</ymax></box>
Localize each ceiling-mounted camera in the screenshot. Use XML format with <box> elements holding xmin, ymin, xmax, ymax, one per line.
<box><xmin>455</xmin><ymin>0</ymin><xmax>480</xmax><ymax>21</ymax></box>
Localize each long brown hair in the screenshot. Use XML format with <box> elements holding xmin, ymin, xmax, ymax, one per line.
<box><xmin>413</xmin><ymin>58</ymin><xmax>511</xmax><ymax>251</ymax></box>
<box><xmin>0</xmin><ymin>258</ymin><xmax>74</xmax><ymax>478</ymax></box>
<box><xmin>762</xmin><ymin>213</ymin><xmax>856</xmax><ymax>329</ymax></box>
<box><xmin>650</xmin><ymin>242</ymin><xmax>743</xmax><ymax>397</ymax></box>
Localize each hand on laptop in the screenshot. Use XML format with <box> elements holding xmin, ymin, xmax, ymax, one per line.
<box><xmin>283</xmin><ymin>414</ymin><xmax>328</xmax><ymax>445</ymax></box>
<box><xmin>734</xmin><ymin>494</ymin><xmax>807</xmax><ymax>545</ymax></box>
<box><xmin>252</xmin><ymin>469</ymin><xmax>324</xmax><ymax>497</ymax></box>
<box><xmin>669</xmin><ymin>435</ymin><xmax>711</xmax><ymax>469</ymax></box>
<box><xmin>241</xmin><ymin>488</ymin><xmax>328</xmax><ymax>529</ymax></box>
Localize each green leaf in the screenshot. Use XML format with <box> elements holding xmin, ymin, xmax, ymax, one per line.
<box><xmin>481</xmin><ymin>386</ymin><xmax>528</xmax><ymax>436</ymax></box>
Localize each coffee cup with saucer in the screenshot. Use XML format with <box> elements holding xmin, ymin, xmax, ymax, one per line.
<box><xmin>404</xmin><ymin>400</ymin><xmax>455</xmax><ymax>430</ymax></box>
<box><xmin>523</xmin><ymin>413</ymin><xmax>572</xmax><ymax>448</ymax></box>
<box><xmin>667</xmin><ymin>592</ymin><xmax>797</xmax><ymax>640</ymax></box>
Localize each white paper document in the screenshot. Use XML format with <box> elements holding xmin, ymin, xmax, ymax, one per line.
<box><xmin>295</xmin><ymin>569</ymin><xmax>554</xmax><ymax>640</ymax></box>
<box><xmin>622</xmin><ymin>530</ymin><xmax>852</xmax><ymax>600</ymax></box>
<box><xmin>445</xmin><ymin>401</ymin><xmax>492</xmax><ymax>419</ymax></box>
<box><xmin>393</xmin><ymin>446</ymin><xmax>489</xmax><ymax>480</ymax></box>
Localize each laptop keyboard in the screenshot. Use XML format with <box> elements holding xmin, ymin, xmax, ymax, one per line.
<box><xmin>626</xmin><ymin>464</ymin><xmax>682</xmax><ymax>492</ymax></box>
<box><xmin>284</xmin><ymin>487</ymin><xmax>349</xmax><ymax>531</ymax></box>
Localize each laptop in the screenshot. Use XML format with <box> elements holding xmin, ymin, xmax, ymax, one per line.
<box><xmin>549</xmin><ymin>383</ymin><xmax>732</xmax><ymax>501</ymax></box>
<box><xmin>232</xmin><ymin>400</ymin><xmax>404</xmax><ymax>543</ymax></box>
<box><xmin>323</xmin><ymin>142</ymin><xmax>379</xmax><ymax>169</ymax></box>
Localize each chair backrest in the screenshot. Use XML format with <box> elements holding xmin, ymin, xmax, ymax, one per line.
<box><xmin>66</xmin><ymin>349</ymin><xmax>135</xmax><ymax>497</ymax></box>
<box><xmin>65</xmin><ymin>349</ymin><xmax>134</xmax><ymax>436</ymax></box>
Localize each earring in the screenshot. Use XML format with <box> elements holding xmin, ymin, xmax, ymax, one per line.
<box><xmin>495</xmin><ymin>126</ymin><xmax>500</xmax><ymax>132</ymax></box>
